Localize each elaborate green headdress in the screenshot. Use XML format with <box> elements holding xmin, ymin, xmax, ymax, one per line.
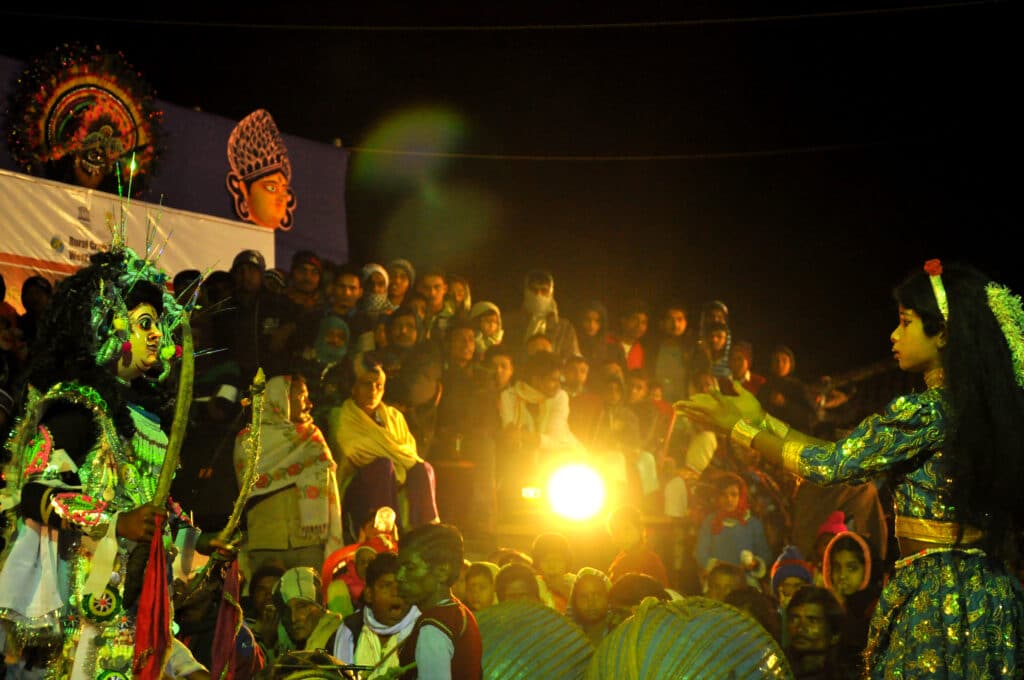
<box><xmin>89</xmin><ymin>197</ymin><xmax>196</xmax><ymax>382</ymax></box>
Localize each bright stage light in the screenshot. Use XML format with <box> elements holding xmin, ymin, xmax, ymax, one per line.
<box><xmin>547</xmin><ymin>463</ymin><xmax>606</xmax><ymax>521</ymax></box>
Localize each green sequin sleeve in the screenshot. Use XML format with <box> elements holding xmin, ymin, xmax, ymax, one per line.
<box><xmin>795</xmin><ymin>391</ymin><xmax>945</xmax><ymax>485</ymax></box>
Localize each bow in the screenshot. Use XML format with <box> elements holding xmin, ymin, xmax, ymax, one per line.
<box><xmin>218</xmin><ymin>367</ymin><xmax>266</xmax><ymax>543</ymax></box>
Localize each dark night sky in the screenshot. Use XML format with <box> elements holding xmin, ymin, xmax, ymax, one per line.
<box><xmin>0</xmin><ymin>3</ymin><xmax>1016</xmax><ymax>379</ymax></box>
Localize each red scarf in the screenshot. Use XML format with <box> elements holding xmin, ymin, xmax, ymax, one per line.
<box><xmin>710</xmin><ymin>486</ymin><xmax>751</xmax><ymax>535</ymax></box>
<box><xmin>133</xmin><ymin>514</ymin><xmax>171</xmax><ymax>680</ymax></box>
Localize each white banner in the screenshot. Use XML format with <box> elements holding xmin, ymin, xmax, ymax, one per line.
<box><xmin>0</xmin><ymin>168</ymin><xmax>274</xmax><ymax>312</ymax></box>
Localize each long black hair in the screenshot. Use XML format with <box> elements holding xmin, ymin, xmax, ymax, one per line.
<box><xmin>894</xmin><ymin>261</ymin><xmax>1024</xmax><ymax>560</ymax></box>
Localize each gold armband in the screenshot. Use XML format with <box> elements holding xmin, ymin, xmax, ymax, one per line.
<box><xmin>781</xmin><ymin>441</ymin><xmax>805</xmax><ymax>475</ymax></box>
<box><xmin>730</xmin><ymin>420</ymin><xmax>761</xmax><ymax>449</ymax></box>
<box><xmin>761</xmin><ymin>413</ymin><xmax>791</xmax><ymax>438</ymax></box>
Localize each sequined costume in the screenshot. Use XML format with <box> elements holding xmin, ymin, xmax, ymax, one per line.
<box><xmin>0</xmin><ymin>380</ymin><xmax>180</xmax><ymax>680</ymax></box>
<box><xmin>783</xmin><ymin>386</ymin><xmax>1024</xmax><ymax>678</ymax></box>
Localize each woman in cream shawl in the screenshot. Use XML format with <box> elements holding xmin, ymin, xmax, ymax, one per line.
<box><xmin>325</xmin><ymin>353</ymin><xmax>439</xmax><ymax>543</ymax></box>
<box><xmin>235</xmin><ymin>374</ymin><xmax>343</xmax><ymax>574</ymax></box>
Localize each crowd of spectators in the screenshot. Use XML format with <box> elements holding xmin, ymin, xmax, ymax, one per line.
<box><xmin>0</xmin><ymin>250</ymin><xmax>922</xmax><ymax>679</ymax></box>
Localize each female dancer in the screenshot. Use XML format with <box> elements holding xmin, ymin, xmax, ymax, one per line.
<box><xmin>677</xmin><ymin>259</ymin><xmax>1024</xmax><ymax>677</ymax></box>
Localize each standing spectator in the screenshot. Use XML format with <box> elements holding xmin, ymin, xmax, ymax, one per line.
<box><xmin>697</xmin><ymin>300</ymin><xmax>732</xmax><ymax>379</ymax></box>
<box><xmin>213</xmin><ymin>249</ymin><xmax>295</xmax><ymax>383</ymax></box>
<box><xmin>576</xmin><ymin>300</ymin><xmax>617</xmax><ymax>370</ymax></box>
<box><xmin>445</xmin><ymin>274</ymin><xmax>472</xmax><ymax>319</ymax></box>
<box><xmin>729</xmin><ymin>340</ymin><xmax>767</xmax><ymax>396</ymax></box>
<box><xmin>502</xmin><ymin>269</ymin><xmax>580</xmax><ymax>362</ymax></box>
<box><xmin>360</xmin><ymin>262</ymin><xmax>398</xmax><ymax>323</ymax></box>
<box><xmin>648</xmin><ymin>302</ymin><xmax>697</xmax><ymax>403</ymax></box>
<box><xmin>0</xmin><ymin>272</ymin><xmax>19</xmax><ymax>325</ymax></box>
<box><xmin>236</xmin><ymin>375</ymin><xmax>343</xmax><ymax>575</ymax></box>
<box><xmin>609</xmin><ymin>298</ymin><xmax>650</xmax><ymax>371</ymax></box>
<box><xmin>387</xmin><ymin>258</ymin><xmax>416</xmax><ymax>309</ymax></box>
<box><xmin>468</xmin><ymin>300</ymin><xmax>503</xmax><ymax>356</ymax></box>
<box><xmin>16</xmin><ymin>274</ymin><xmax>53</xmax><ymax>345</ymax></box>
<box><xmin>416</xmin><ymin>268</ymin><xmax>455</xmax><ymax>342</ymax></box>
<box><xmin>695</xmin><ymin>472</ymin><xmax>771</xmax><ymax>589</ymax></box>
<box><xmin>758</xmin><ymin>345</ymin><xmax>817</xmax><ymax>432</ymax></box>
<box><xmin>396</xmin><ymin>523</ymin><xmax>483</xmax><ymax>679</ymax></box>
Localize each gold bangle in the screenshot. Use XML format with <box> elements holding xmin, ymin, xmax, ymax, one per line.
<box><xmin>730</xmin><ymin>420</ymin><xmax>761</xmax><ymax>449</ymax></box>
<box><xmin>762</xmin><ymin>414</ymin><xmax>791</xmax><ymax>438</ymax></box>
<box><xmin>782</xmin><ymin>441</ymin><xmax>805</xmax><ymax>475</ymax></box>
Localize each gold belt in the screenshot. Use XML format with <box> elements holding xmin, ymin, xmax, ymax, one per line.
<box><xmin>894</xmin><ymin>515</ymin><xmax>984</xmax><ymax>545</ymax></box>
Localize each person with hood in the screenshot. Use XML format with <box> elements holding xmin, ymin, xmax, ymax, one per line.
<box><xmin>267</xmin><ymin>567</ymin><xmax>344</xmax><ymax>663</ymax></box>
<box><xmin>388</xmin><ymin>258</ymin><xmax>416</xmax><ymax>309</ymax></box>
<box><xmin>359</xmin><ymin>263</ymin><xmax>398</xmax><ymax>325</ymax></box>
<box><xmin>502</xmin><ymin>269</ymin><xmax>580</xmax><ymax>363</ymax></box>
<box><xmin>577</xmin><ymin>299</ymin><xmax>618</xmax><ymax>369</ymax></box>
<box><xmin>469</xmin><ymin>300</ymin><xmax>504</xmax><ymax>356</ymax></box>
<box><xmin>822</xmin><ymin>531</ymin><xmax>880</xmax><ymax>677</ymax></box>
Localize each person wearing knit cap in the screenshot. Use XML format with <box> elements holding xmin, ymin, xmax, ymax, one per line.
<box><xmin>388</xmin><ymin>258</ymin><xmax>416</xmax><ymax>309</ymax></box>
<box><xmin>771</xmin><ymin>545</ymin><xmax>814</xmax><ymax>608</ymax></box>
<box><xmin>360</xmin><ymin>263</ymin><xmax>397</xmax><ymax>320</ymax></box>
<box><xmin>469</xmin><ymin>300</ymin><xmax>503</xmax><ymax>355</ymax></box>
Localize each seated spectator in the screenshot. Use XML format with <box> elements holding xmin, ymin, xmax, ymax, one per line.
<box><xmin>485</xmin><ymin>344</ymin><xmax>515</xmax><ymax>393</ymax></box>
<box><xmin>325</xmin><ymin>353</ymin><xmax>439</xmax><ymax>543</ymax></box>
<box><xmin>530</xmin><ymin>532</ymin><xmax>575</xmax><ymax>613</ymax></box>
<box><xmin>242</xmin><ymin>564</ymin><xmax>285</xmax><ymax>657</ymax></box>
<box><xmin>566</xmin><ymin>567</ymin><xmax>615</xmax><ymax>646</ymax></box>
<box><xmin>497</xmin><ymin>350</ymin><xmax>581</xmax><ymax>503</ymax></box>
<box><xmin>606</xmin><ymin>572</ymin><xmax>671</xmax><ymax>626</ymax></box>
<box><xmin>703</xmin><ymin>561</ymin><xmax>746</xmax><ymax>603</ymax></box>
<box><xmin>784</xmin><ymin>586</ymin><xmax>846</xmax><ymax>679</ymax></box>
<box><xmin>464</xmin><ymin>562</ymin><xmax>500</xmax><ymax>612</ymax></box>
<box><xmin>446</xmin><ymin>273</ymin><xmax>473</xmax><ymax>319</ymax></box>
<box><xmin>606</xmin><ymin>504</ymin><xmax>669</xmax><ymax>588</ymax></box>
<box><xmin>332</xmin><ymin>552</ymin><xmax>420</xmax><ymax>675</ymax></box>
<box><xmin>608</xmin><ymin>298</ymin><xmax>650</xmax><ymax>371</ymax></box>
<box><xmin>770</xmin><ymin>545</ymin><xmax>815</xmax><ymax>647</ymax></box>
<box><xmin>268</xmin><ymin>568</ymin><xmax>344</xmax><ymax>662</ymax></box>
<box><xmin>495</xmin><ymin>562</ymin><xmax>543</xmax><ymax>604</ymax></box>
<box><xmin>525</xmin><ymin>332</ymin><xmax>554</xmax><ymax>356</ymax></box>
<box><xmin>724</xmin><ymin>585</ymin><xmax>783</xmax><ymax>644</ymax></box>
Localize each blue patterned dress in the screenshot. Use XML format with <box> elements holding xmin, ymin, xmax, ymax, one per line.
<box><xmin>787</xmin><ymin>386</ymin><xmax>1024</xmax><ymax>678</ymax></box>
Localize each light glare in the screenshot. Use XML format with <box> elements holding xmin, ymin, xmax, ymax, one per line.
<box><xmin>548</xmin><ymin>464</ymin><xmax>605</xmax><ymax>521</ymax></box>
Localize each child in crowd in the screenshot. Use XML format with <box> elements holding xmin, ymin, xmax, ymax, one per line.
<box><xmin>703</xmin><ymin>561</ymin><xmax>747</xmax><ymax>602</ymax></box>
<box><xmin>464</xmin><ymin>562</ymin><xmax>500</xmax><ymax>612</ymax></box>
<box><xmin>485</xmin><ymin>344</ymin><xmax>515</xmax><ymax>393</ymax></box>
<box><xmin>606</xmin><ymin>504</ymin><xmax>669</xmax><ymax>588</ymax></box>
<box><xmin>495</xmin><ymin>562</ymin><xmax>543</xmax><ymax>603</ymax></box>
<box><xmin>770</xmin><ymin>545</ymin><xmax>815</xmax><ymax>647</ymax></box>
<box><xmin>812</xmin><ymin>511</ymin><xmax>848</xmax><ymax>586</ymax></box>
<box><xmin>695</xmin><ymin>472</ymin><xmax>771</xmax><ymax>590</ymax></box>
<box><xmin>469</xmin><ymin>301</ymin><xmax>504</xmax><ymax>355</ymax></box>
<box><xmin>530</xmin><ymin>532</ymin><xmax>576</xmax><ymax>613</ymax></box>
<box><xmin>562</xmin><ymin>354</ymin><xmax>590</xmax><ymax>398</ymax></box>
<box><xmin>395</xmin><ymin>523</ymin><xmax>482</xmax><ymax>679</ymax></box>
<box><xmin>451</xmin><ymin>558</ymin><xmax>472</xmax><ymax>604</ymax></box>
<box><xmin>822</xmin><ymin>531</ymin><xmax>880</xmax><ymax>677</ymax></box>
<box><xmin>332</xmin><ymin>551</ymin><xmax>420</xmax><ymax>676</ymax></box>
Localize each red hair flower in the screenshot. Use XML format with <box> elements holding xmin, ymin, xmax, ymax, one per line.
<box><xmin>924</xmin><ymin>259</ymin><xmax>943</xmax><ymax>276</ymax></box>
